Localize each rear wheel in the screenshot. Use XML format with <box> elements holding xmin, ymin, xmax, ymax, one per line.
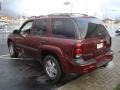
<box><xmin>43</xmin><ymin>55</ymin><xmax>64</xmax><ymax>83</ymax></box>
<box><xmin>8</xmin><ymin>42</ymin><xmax>19</xmax><ymax>58</ymax></box>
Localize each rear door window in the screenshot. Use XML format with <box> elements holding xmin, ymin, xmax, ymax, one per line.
<box><xmin>51</xmin><ymin>18</ymin><xmax>76</xmax><ymax>39</ymax></box>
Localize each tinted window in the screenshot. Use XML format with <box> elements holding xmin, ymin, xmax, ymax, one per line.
<box><xmin>51</xmin><ymin>18</ymin><xmax>75</xmax><ymax>39</ymax></box>
<box><xmin>75</xmin><ymin>18</ymin><xmax>109</xmax><ymax>38</ymax></box>
<box><xmin>86</xmin><ymin>23</ymin><xmax>109</xmax><ymax>38</ymax></box>
<box><xmin>32</xmin><ymin>19</ymin><xmax>47</xmax><ymax>35</ymax></box>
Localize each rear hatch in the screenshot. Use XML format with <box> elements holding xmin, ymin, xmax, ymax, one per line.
<box><xmin>75</xmin><ymin>17</ymin><xmax>111</xmax><ymax>60</ymax></box>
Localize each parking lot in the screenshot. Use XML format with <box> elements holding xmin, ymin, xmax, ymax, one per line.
<box><xmin>0</xmin><ymin>28</ymin><xmax>120</xmax><ymax>90</ymax></box>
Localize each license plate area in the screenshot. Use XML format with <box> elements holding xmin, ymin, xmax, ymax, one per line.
<box><xmin>97</xmin><ymin>43</ymin><xmax>103</xmax><ymax>49</ymax></box>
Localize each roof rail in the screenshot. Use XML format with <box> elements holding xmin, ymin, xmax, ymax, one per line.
<box><xmin>48</xmin><ymin>13</ymin><xmax>88</xmax><ymax>16</ymax></box>
<box><xmin>48</xmin><ymin>13</ymin><xmax>70</xmax><ymax>16</ymax></box>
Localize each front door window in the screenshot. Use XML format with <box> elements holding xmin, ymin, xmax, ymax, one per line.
<box><xmin>20</xmin><ymin>21</ymin><xmax>33</xmax><ymax>36</ymax></box>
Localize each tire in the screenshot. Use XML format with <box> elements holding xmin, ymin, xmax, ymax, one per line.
<box><xmin>8</xmin><ymin>42</ymin><xmax>19</xmax><ymax>58</ymax></box>
<box><xmin>43</xmin><ymin>55</ymin><xmax>64</xmax><ymax>83</ymax></box>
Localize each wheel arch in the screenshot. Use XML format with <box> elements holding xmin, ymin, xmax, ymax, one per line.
<box><xmin>7</xmin><ymin>39</ymin><xmax>12</xmax><ymax>47</ymax></box>
<box><xmin>41</xmin><ymin>49</ymin><xmax>66</xmax><ymax>73</ymax></box>
<box><xmin>41</xmin><ymin>49</ymin><xmax>61</xmax><ymax>63</ymax></box>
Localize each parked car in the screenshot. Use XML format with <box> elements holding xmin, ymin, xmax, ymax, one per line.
<box><xmin>115</xmin><ymin>28</ymin><xmax>120</xmax><ymax>35</ymax></box>
<box><xmin>7</xmin><ymin>13</ymin><xmax>113</xmax><ymax>83</ymax></box>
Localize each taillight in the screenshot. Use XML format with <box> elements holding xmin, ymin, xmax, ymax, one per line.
<box><xmin>105</xmin><ymin>36</ymin><xmax>111</xmax><ymax>47</ymax></box>
<box><xmin>73</xmin><ymin>44</ymin><xmax>83</xmax><ymax>59</ymax></box>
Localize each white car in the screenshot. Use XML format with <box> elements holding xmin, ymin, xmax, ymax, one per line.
<box><xmin>0</xmin><ymin>21</ymin><xmax>8</xmax><ymax>32</ymax></box>
<box><xmin>115</xmin><ymin>28</ymin><xmax>120</xmax><ymax>35</ymax></box>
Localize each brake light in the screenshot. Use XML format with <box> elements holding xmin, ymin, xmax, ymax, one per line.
<box><xmin>105</xmin><ymin>36</ymin><xmax>111</xmax><ymax>47</ymax></box>
<box><xmin>73</xmin><ymin>44</ymin><xmax>83</xmax><ymax>58</ymax></box>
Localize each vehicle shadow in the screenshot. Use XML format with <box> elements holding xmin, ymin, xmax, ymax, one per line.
<box><xmin>7</xmin><ymin>55</ymin><xmax>80</xmax><ymax>90</ymax></box>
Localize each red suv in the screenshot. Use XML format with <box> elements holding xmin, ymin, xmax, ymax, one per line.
<box><xmin>7</xmin><ymin>13</ymin><xmax>113</xmax><ymax>83</ymax></box>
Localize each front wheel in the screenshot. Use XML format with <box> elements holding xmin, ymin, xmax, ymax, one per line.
<box><xmin>102</xmin><ymin>63</ymin><xmax>109</xmax><ymax>68</ymax></box>
<box><xmin>8</xmin><ymin>42</ymin><xmax>19</xmax><ymax>58</ymax></box>
<box><xmin>43</xmin><ymin>55</ymin><xmax>64</xmax><ymax>83</ymax></box>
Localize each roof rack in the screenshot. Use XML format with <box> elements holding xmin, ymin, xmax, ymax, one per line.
<box><xmin>29</xmin><ymin>13</ymin><xmax>89</xmax><ymax>19</ymax></box>
<box><xmin>48</xmin><ymin>13</ymin><xmax>88</xmax><ymax>16</ymax></box>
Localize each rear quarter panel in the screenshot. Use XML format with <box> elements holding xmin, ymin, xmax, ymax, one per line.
<box><xmin>42</xmin><ymin>37</ymin><xmax>77</xmax><ymax>72</ymax></box>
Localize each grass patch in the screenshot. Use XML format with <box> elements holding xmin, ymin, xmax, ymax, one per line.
<box><xmin>115</xmin><ymin>83</ymin><xmax>120</xmax><ymax>90</ymax></box>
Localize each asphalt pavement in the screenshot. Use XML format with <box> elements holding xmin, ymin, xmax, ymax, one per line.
<box><xmin>0</xmin><ymin>32</ymin><xmax>79</xmax><ymax>90</ymax></box>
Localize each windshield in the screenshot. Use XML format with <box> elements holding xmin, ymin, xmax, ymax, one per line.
<box><xmin>75</xmin><ymin>17</ymin><xmax>109</xmax><ymax>38</ymax></box>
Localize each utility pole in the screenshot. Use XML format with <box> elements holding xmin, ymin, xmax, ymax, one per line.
<box><xmin>0</xmin><ymin>0</ymin><xmax>3</xmax><ymax>11</ymax></box>
<box><xmin>0</xmin><ymin>2</ymin><xmax>1</xmax><ymax>11</ymax></box>
<box><xmin>20</xmin><ymin>8</ymin><xmax>23</xmax><ymax>25</ymax></box>
<box><xmin>0</xmin><ymin>0</ymin><xmax>2</xmax><ymax>11</ymax></box>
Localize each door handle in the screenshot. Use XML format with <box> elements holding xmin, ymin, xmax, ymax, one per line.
<box><xmin>40</xmin><ymin>41</ymin><xmax>46</xmax><ymax>43</ymax></box>
<box><xmin>15</xmin><ymin>37</ymin><xmax>22</xmax><ymax>39</ymax></box>
<box><xmin>40</xmin><ymin>41</ymin><xmax>47</xmax><ymax>45</ymax></box>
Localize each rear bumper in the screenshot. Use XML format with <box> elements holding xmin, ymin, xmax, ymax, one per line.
<box><xmin>66</xmin><ymin>50</ymin><xmax>113</xmax><ymax>74</ymax></box>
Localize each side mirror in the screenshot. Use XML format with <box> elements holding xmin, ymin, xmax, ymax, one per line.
<box><xmin>13</xmin><ymin>29</ymin><xmax>19</xmax><ymax>34</ymax></box>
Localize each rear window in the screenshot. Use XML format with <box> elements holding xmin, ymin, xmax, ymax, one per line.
<box><xmin>75</xmin><ymin>17</ymin><xmax>109</xmax><ymax>38</ymax></box>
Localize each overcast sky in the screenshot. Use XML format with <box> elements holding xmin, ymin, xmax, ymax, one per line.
<box><xmin>0</xmin><ymin>0</ymin><xmax>120</xmax><ymax>19</ymax></box>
